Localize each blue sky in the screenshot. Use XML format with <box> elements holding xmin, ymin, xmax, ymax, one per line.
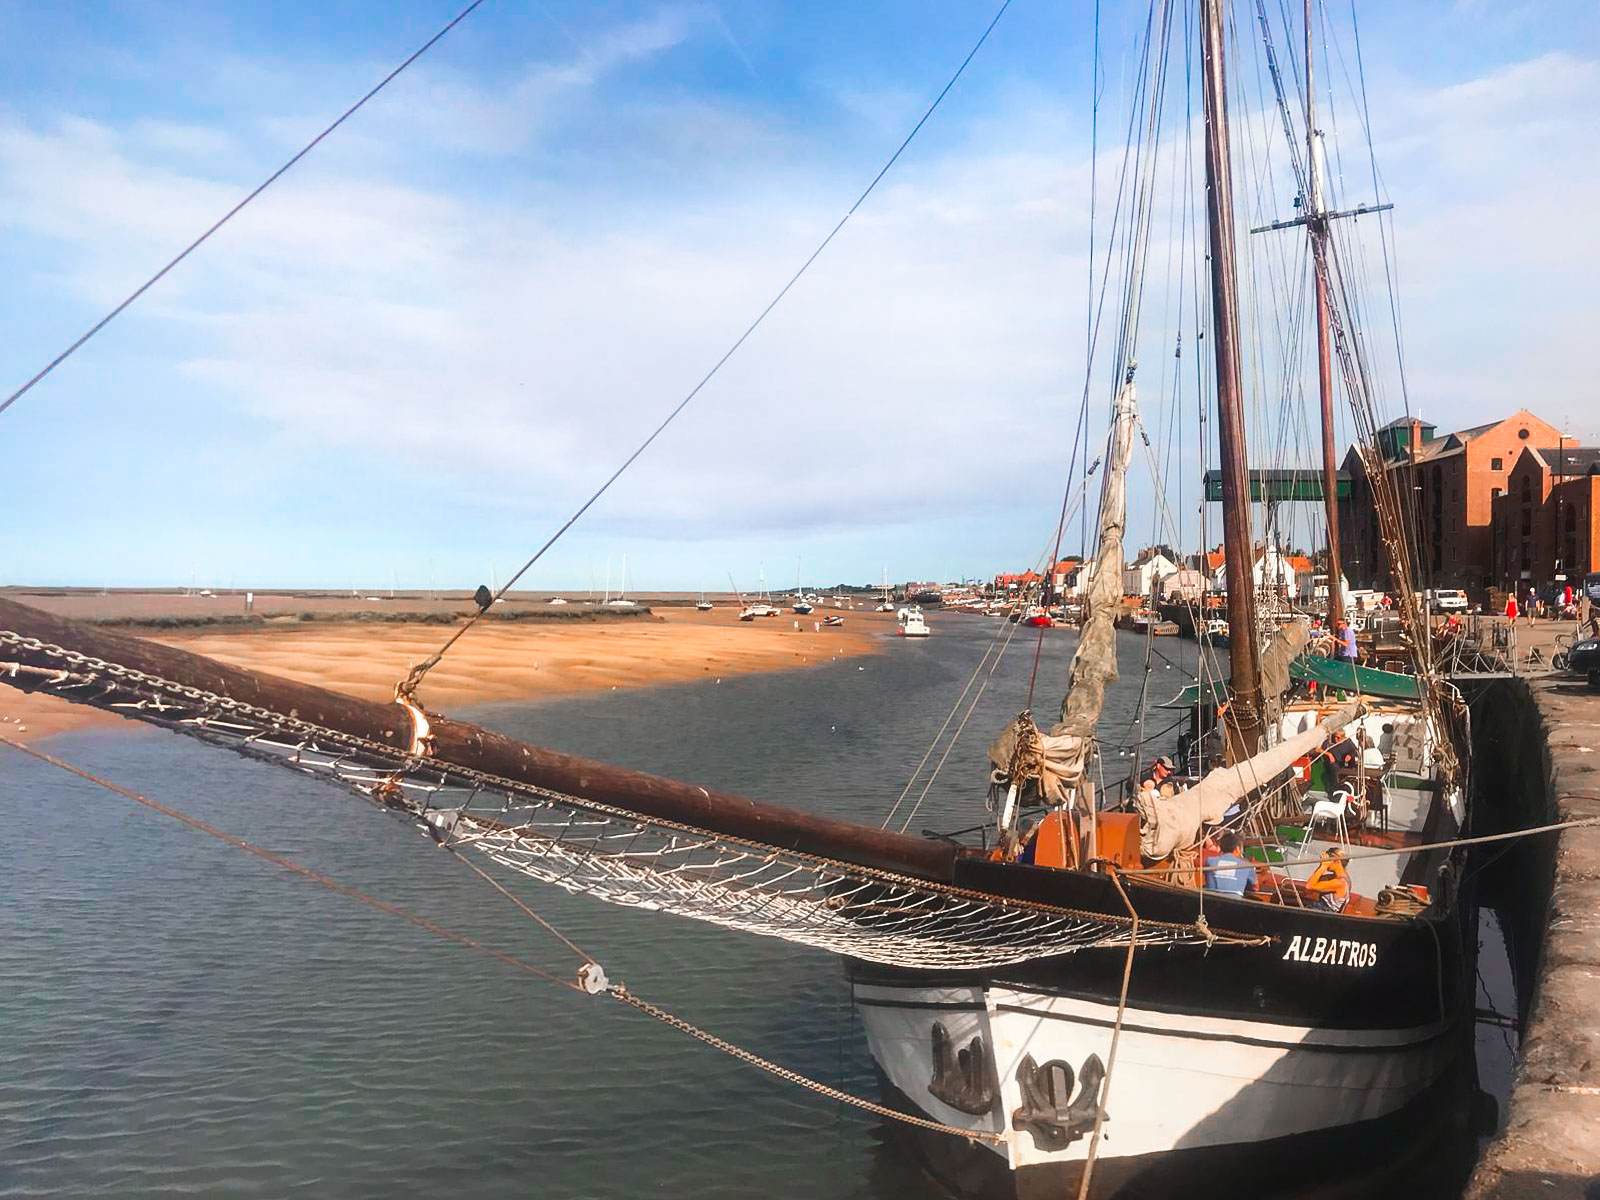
<box><xmin>2</xmin><ymin>1</ymin><xmax>1597</xmax><ymax>592</ymax></box>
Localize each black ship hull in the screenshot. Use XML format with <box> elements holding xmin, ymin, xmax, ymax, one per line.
<box><xmin>847</xmin><ymin>860</ymin><xmax>1474</xmax><ymax>1186</ymax></box>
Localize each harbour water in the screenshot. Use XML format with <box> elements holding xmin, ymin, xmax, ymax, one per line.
<box><xmin>0</xmin><ymin>618</ymin><xmax>1517</xmax><ymax>1197</ymax></box>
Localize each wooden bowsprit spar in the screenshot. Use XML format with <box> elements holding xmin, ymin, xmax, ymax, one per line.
<box><xmin>0</xmin><ymin>596</ymin><xmax>1254</xmax><ymax>972</ymax></box>
<box><xmin>0</xmin><ymin>597</ymin><xmax>951</xmax><ymax>881</ymax></box>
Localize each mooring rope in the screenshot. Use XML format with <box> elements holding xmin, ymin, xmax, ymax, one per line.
<box><xmin>1</xmin><ymin>732</ymin><xmax>1006</xmax><ymax>1147</ymax></box>
<box><xmin>0</xmin><ymin>733</ymin><xmax>585</xmax><ymax>994</ymax></box>
<box><xmin>607</xmin><ymin>988</ymin><xmax>1005</xmax><ymax>1145</ymax></box>
<box><xmin>1078</xmin><ymin>865</ymin><xmax>1139</xmax><ymax>1200</ymax></box>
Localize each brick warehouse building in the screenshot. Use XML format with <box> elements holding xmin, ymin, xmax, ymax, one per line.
<box><xmin>1339</xmin><ymin>409</ymin><xmax>1569</xmax><ymax>596</ymax></box>
<box><xmin>1491</xmin><ymin>444</ymin><xmax>1600</xmax><ymax>593</ymax></box>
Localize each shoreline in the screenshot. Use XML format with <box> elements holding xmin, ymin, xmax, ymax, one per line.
<box><xmin>0</xmin><ymin>602</ymin><xmax>892</xmax><ymax>745</ymax></box>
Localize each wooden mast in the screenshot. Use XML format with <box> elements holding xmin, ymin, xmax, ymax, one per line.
<box><xmin>1306</xmin><ymin>0</ymin><xmax>1344</xmax><ymax>633</ymax></box>
<box><xmin>1200</xmin><ymin>0</ymin><xmax>1265</xmax><ymax>756</ymax></box>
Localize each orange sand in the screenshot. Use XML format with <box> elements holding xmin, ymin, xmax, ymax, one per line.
<box><xmin>0</xmin><ymin>605</ymin><xmax>896</xmax><ymax>744</ymax></box>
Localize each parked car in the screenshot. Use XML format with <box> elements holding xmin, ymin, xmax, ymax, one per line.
<box><xmin>1426</xmin><ymin>588</ymin><xmax>1470</xmax><ymax>613</ymax></box>
<box><xmin>1567</xmin><ymin>636</ymin><xmax>1600</xmax><ymax>682</ymax></box>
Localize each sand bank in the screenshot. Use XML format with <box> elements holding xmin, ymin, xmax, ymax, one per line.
<box><xmin>1</xmin><ymin>603</ymin><xmax>894</xmax><ymax>744</ymax></box>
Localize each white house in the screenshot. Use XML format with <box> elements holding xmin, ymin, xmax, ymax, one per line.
<box><xmin>1122</xmin><ymin>551</ymin><xmax>1179</xmax><ymax>598</ymax></box>
<box><xmin>1203</xmin><ymin>547</ymin><xmax>1317</xmax><ymax>599</ymax></box>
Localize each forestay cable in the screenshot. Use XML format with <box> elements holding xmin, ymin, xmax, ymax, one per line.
<box><xmin>0</xmin><ymin>0</ymin><xmax>491</xmax><ymax>420</ymax></box>
<box><xmin>400</xmin><ymin>0</ymin><xmax>1017</xmax><ymax>696</ymax></box>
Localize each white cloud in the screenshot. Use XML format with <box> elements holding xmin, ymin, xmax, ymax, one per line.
<box><xmin>3</xmin><ymin>35</ymin><xmax>1599</xmax><ymax>589</ymax></box>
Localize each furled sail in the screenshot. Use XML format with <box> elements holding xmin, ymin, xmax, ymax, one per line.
<box><xmin>1258</xmin><ymin>618</ymin><xmax>1311</xmax><ymax>733</ymax></box>
<box><xmin>988</xmin><ymin>376</ymin><xmax>1138</xmax><ymax>809</ymax></box>
<box><xmin>1134</xmin><ymin>700</ymin><xmax>1361</xmax><ymax>859</ymax></box>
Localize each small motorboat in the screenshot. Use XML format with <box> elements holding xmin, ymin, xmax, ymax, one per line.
<box><xmin>1023</xmin><ymin>606</ymin><xmax>1054</xmax><ymax>628</ymax></box>
<box><xmin>897</xmin><ymin>605</ymin><xmax>931</xmax><ymax>637</ymax></box>
<box><xmin>823</xmin><ymin>614</ymin><xmax>844</xmax><ymax>627</ymax></box>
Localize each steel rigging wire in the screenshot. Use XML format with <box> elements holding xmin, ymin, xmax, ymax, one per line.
<box><xmin>402</xmin><ymin>0</ymin><xmax>1017</xmax><ymax>691</ymax></box>
<box><xmin>0</xmin><ymin>0</ymin><xmax>492</xmax><ymax>420</ymax></box>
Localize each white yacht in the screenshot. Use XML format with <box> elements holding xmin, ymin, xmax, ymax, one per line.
<box><xmin>897</xmin><ymin>605</ymin><xmax>930</xmax><ymax>638</ymax></box>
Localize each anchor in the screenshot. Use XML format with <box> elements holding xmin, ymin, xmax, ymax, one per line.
<box><xmin>927</xmin><ymin>1021</ymin><xmax>999</xmax><ymax>1115</ymax></box>
<box><xmin>1011</xmin><ymin>1052</ymin><xmax>1108</xmax><ymax>1151</ymax></box>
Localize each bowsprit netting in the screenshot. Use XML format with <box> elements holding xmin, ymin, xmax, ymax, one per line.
<box><xmin>1</xmin><ymin>629</ymin><xmax>1265</xmax><ymax>968</ymax></box>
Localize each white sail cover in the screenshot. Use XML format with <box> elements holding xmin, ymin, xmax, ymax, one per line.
<box><xmin>1135</xmin><ymin>700</ymin><xmax>1361</xmax><ymax>859</ymax></box>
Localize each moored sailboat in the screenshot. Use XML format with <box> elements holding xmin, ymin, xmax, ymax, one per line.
<box><xmin>0</xmin><ymin>1</ymin><xmax>1479</xmax><ymax>1194</ymax></box>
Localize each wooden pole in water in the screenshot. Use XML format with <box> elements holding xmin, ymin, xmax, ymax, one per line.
<box><xmin>1199</xmin><ymin>0</ymin><xmax>1266</xmax><ymax>757</ymax></box>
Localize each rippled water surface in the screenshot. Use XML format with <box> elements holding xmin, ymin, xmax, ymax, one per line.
<box><xmin>0</xmin><ymin>619</ymin><xmax>1511</xmax><ymax>1197</ymax></box>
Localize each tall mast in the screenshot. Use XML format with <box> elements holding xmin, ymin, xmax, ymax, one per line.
<box><xmin>1306</xmin><ymin>0</ymin><xmax>1343</xmax><ymax>632</ymax></box>
<box><xmin>1200</xmin><ymin>0</ymin><xmax>1265</xmax><ymax>756</ymax></box>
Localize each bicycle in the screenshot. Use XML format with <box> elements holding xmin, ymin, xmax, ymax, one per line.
<box><xmin>1552</xmin><ymin>631</ymin><xmax>1578</xmax><ymax>672</ymax></box>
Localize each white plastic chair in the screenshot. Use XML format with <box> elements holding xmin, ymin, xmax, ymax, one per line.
<box><xmin>1306</xmin><ymin>788</ymin><xmax>1353</xmax><ymax>844</ymax></box>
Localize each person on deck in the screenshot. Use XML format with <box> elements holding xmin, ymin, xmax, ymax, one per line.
<box><xmin>1335</xmin><ymin>619</ymin><xmax>1358</xmax><ymax>664</ymax></box>
<box><xmin>1304</xmin><ymin>846</ymin><xmax>1352</xmax><ymax>912</ymax></box>
<box><xmin>1204</xmin><ymin>832</ymin><xmax>1254</xmax><ymax>897</ymax></box>
<box><xmin>1317</xmin><ymin>733</ymin><xmax>1360</xmax><ymax>801</ymax></box>
<box><xmin>1150</xmin><ymin>754</ymin><xmax>1174</xmax><ymax>788</ymax></box>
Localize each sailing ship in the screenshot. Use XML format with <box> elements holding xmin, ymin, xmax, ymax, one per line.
<box><xmin>875</xmin><ymin>568</ymin><xmax>896</xmax><ymax>612</ymax></box>
<box><xmin>602</xmin><ymin>555</ymin><xmax>637</xmax><ymax>608</ymax></box>
<box><xmin>0</xmin><ymin>2</ymin><xmax>1480</xmax><ymax>1195</ymax></box>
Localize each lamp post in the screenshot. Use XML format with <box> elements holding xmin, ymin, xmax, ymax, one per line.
<box><xmin>1555</xmin><ymin>432</ymin><xmax>1567</xmax><ymax>589</ymax></box>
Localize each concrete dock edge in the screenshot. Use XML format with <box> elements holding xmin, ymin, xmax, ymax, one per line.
<box><xmin>1467</xmin><ymin>672</ymin><xmax>1600</xmax><ymax>1200</ymax></box>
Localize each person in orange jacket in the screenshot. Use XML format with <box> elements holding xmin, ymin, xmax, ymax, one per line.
<box><xmin>1304</xmin><ymin>846</ymin><xmax>1351</xmax><ymax>913</ymax></box>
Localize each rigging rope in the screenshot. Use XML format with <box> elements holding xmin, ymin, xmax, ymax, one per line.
<box><xmin>880</xmin><ymin>602</ymin><xmax>1025</xmax><ymax>831</ymax></box>
<box><xmin>398</xmin><ymin>0</ymin><xmax>1017</xmax><ymax>699</ymax></box>
<box><xmin>0</xmin><ymin>0</ymin><xmax>491</xmax><ymax>420</ymax></box>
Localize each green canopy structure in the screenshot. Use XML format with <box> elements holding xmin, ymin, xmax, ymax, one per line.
<box><xmin>1163</xmin><ymin>655</ymin><xmax>1421</xmax><ymax>708</ymax></box>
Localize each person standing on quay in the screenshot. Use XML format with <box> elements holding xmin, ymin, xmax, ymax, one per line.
<box><xmin>1335</xmin><ymin>618</ymin><xmax>1358</xmax><ymax>664</ymax></box>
